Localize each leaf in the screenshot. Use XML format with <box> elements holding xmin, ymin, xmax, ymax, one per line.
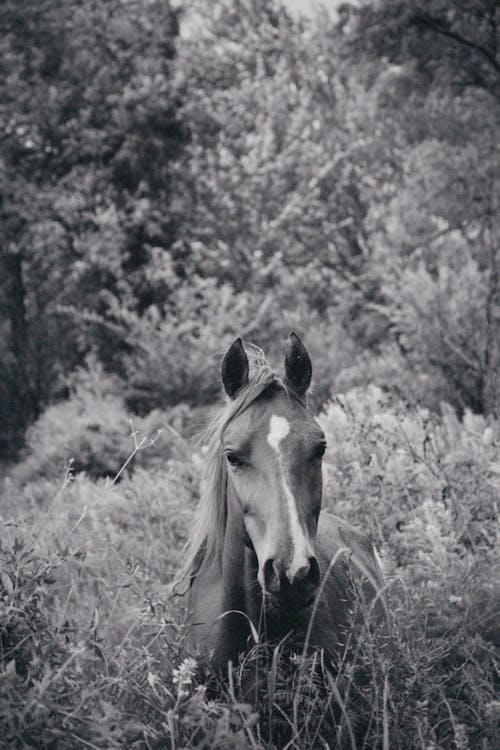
<box><xmin>1</xmin><ymin>572</ymin><xmax>14</xmax><ymax>596</ymax></box>
<box><xmin>5</xmin><ymin>659</ymin><xmax>16</xmax><ymax>675</ymax></box>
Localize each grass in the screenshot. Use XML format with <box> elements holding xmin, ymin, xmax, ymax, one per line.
<box><xmin>0</xmin><ymin>393</ymin><xmax>498</xmax><ymax>748</ymax></box>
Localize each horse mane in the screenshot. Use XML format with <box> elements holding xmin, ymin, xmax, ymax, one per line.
<box><xmin>174</xmin><ymin>343</ymin><xmax>283</xmax><ymax>593</ymax></box>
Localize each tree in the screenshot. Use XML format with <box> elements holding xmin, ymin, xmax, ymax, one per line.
<box><xmin>334</xmin><ymin>0</ymin><xmax>500</xmax><ymax>413</ymax></box>
<box><xmin>0</xmin><ymin>0</ymin><xmax>185</xmax><ymax>456</ymax></box>
<box><xmin>343</xmin><ymin>0</ymin><xmax>499</xmax><ymax>97</ymax></box>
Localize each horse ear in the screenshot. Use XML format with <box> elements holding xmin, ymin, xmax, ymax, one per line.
<box><xmin>284</xmin><ymin>331</ymin><xmax>312</xmax><ymax>396</ymax></box>
<box><xmin>221</xmin><ymin>338</ymin><xmax>249</xmax><ymax>398</ymax></box>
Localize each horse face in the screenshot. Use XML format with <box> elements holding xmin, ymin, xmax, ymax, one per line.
<box><xmin>221</xmin><ymin>334</ymin><xmax>325</xmax><ymax>608</ymax></box>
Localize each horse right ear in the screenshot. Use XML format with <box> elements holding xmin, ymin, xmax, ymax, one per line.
<box><xmin>284</xmin><ymin>331</ymin><xmax>312</xmax><ymax>396</ymax></box>
<box><xmin>221</xmin><ymin>338</ymin><xmax>249</xmax><ymax>399</ymax></box>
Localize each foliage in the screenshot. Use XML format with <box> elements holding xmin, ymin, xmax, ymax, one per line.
<box><xmin>166</xmin><ymin>0</ymin><xmax>499</xmax><ymax>417</ymax></box>
<box><xmin>0</xmin><ymin>0</ymin><xmax>185</xmax><ymax>455</ymax></box>
<box><xmin>346</xmin><ymin>0</ymin><xmax>500</xmax><ymax>97</ymax></box>
<box><xmin>9</xmin><ymin>357</ymin><xmax>198</xmax><ymax>485</ymax></box>
<box><xmin>123</xmin><ymin>278</ymin><xmax>275</xmax><ymax>412</ymax></box>
<box><xmin>320</xmin><ymin>385</ymin><xmax>498</xmax><ymax>559</ymax></box>
<box><xmin>1</xmin><ymin>2</ymin><xmax>498</xmax><ymax>739</ymax></box>
<box><xmin>1</xmin><ymin>0</ymin><xmax>499</xmax><ymax>461</ymax></box>
<box><xmin>1</xmin><ymin>388</ymin><xmax>498</xmax><ymax>748</ymax></box>
<box><xmin>320</xmin><ymin>386</ymin><xmax>499</xmax><ymax>748</ymax></box>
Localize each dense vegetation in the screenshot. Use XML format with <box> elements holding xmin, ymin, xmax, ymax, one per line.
<box><xmin>0</xmin><ymin>0</ymin><xmax>498</xmax><ymax>747</ymax></box>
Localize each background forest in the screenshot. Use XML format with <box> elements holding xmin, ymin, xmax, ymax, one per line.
<box><xmin>0</xmin><ymin>0</ymin><xmax>498</xmax><ymax>748</ymax></box>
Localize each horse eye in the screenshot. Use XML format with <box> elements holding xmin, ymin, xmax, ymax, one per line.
<box><xmin>226</xmin><ymin>452</ymin><xmax>243</xmax><ymax>467</ymax></box>
<box><xmin>312</xmin><ymin>443</ymin><xmax>327</xmax><ymax>461</ymax></box>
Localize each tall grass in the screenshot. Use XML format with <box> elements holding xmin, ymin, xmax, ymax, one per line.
<box><xmin>0</xmin><ymin>391</ymin><xmax>498</xmax><ymax>748</ymax></box>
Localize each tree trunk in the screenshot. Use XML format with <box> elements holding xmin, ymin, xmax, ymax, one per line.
<box><xmin>1</xmin><ymin>251</ymin><xmax>38</xmax><ymax>440</ymax></box>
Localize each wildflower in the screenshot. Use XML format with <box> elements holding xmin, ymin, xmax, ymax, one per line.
<box><xmin>172</xmin><ymin>657</ymin><xmax>197</xmax><ymax>698</ymax></box>
<box><xmin>483</xmin><ymin>427</ymin><xmax>494</xmax><ymax>445</ymax></box>
<box><xmin>147</xmin><ymin>671</ymin><xmax>159</xmax><ymax>689</ymax></box>
<box><xmin>484</xmin><ymin>700</ymin><xmax>500</xmax><ymax>722</ymax></box>
<box><xmin>453</xmin><ymin>723</ymin><xmax>470</xmax><ymax>750</ymax></box>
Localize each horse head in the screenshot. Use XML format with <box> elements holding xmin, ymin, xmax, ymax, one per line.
<box><xmin>220</xmin><ymin>332</ymin><xmax>326</xmax><ymax>610</ymax></box>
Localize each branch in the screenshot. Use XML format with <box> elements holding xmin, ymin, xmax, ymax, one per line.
<box><xmin>441</xmin><ymin>333</ymin><xmax>481</xmax><ymax>372</ymax></box>
<box><xmin>239</xmin><ymin>292</ymin><xmax>273</xmax><ymax>339</ymax></box>
<box><xmin>413</xmin><ymin>10</ymin><xmax>500</xmax><ymax>74</ymax></box>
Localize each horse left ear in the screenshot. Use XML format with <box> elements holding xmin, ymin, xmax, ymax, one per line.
<box><xmin>221</xmin><ymin>337</ymin><xmax>249</xmax><ymax>398</ymax></box>
<box><xmin>284</xmin><ymin>331</ymin><xmax>312</xmax><ymax>396</ymax></box>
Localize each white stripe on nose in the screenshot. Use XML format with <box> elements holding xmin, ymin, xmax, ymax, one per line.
<box><xmin>267</xmin><ymin>415</ymin><xmax>311</xmax><ymax>583</ymax></box>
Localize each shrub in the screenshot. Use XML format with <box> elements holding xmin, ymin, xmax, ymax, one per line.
<box><xmin>0</xmin><ymin>455</ymin><xmax>266</xmax><ymax>748</ymax></box>
<box><xmin>122</xmin><ymin>279</ymin><xmax>275</xmax><ymax>413</ymax></box>
<box><xmin>122</xmin><ymin>274</ymin><xmax>362</xmax><ymax>417</ymax></box>
<box><xmin>9</xmin><ymin>358</ymin><xmax>204</xmax><ymax>485</ymax></box>
<box><xmin>319</xmin><ymin>386</ymin><xmax>498</xmax><ymax>556</ymax></box>
<box><xmin>319</xmin><ymin>387</ymin><xmax>499</xmax><ymax>748</ymax></box>
<box><xmin>379</xmin><ymin>249</ymin><xmax>499</xmax><ymax>417</ymax></box>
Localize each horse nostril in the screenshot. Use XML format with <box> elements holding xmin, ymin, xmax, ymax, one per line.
<box><xmin>264</xmin><ymin>557</ymin><xmax>320</xmax><ymax>597</ymax></box>
<box><xmin>294</xmin><ymin>556</ymin><xmax>320</xmax><ymax>591</ymax></box>
<box><xmin>263</xmin><ymin>558</ymin><xmax>281</xmax><ymax>593</ymax></box>
<box><xmin>294</xmin><ymin>560</ymin><xmax>311</xmax><ymax>583</ymax></box>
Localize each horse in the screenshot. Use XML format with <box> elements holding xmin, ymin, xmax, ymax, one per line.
<box><xmin>176</xmin><ymin>333</ymin><xmax>388</xmax><ymax>671</ymax></box>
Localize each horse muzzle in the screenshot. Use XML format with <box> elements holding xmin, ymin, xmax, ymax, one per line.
<box><xmin>262</xmin><ymin>555</ymin><xmax>320</xmax><ymax>608</ymax></box>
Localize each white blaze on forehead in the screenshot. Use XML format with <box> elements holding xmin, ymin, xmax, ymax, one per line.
<box><xmin>267</xmin><ymin>414</ymin><xmax>290</xmax><ymax>450</ymax></box>
<box><xmin>266</xmin><ymin>414</ymin><xmax>312</xmax><ymax>583</ymax></box>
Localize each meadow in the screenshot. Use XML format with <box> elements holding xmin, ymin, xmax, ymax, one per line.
<box><xmin>1</xmin><ymin>0</ymin><xmax>499</xmax><ymax>746</ymax></box>
<box><xmin>0</xmin><ymin>374</ymin><xmax>498</xmax><ymax>748</ymax></box>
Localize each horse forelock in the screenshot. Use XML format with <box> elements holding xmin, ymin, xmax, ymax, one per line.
<box><xmin>175</xmin><ymin>347</ymin><xmax>283</xmax><ymax>593</ymax></box>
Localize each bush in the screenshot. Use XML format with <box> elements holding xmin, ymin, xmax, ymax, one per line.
<box><xmin>319</xmin><ymin>387</ymin><xmax>499</xmax><ymax>748</ymax></box>
<box><xmin>122</xmin><ymin>279</ymin><xmax>272</xmax><ymax>413</ymax></box>
<box><xmin>319</xmin><ymin>386</ymin><xmax>498</xmax><ymax>556</ymax></box>
<box><xmin>9</xmin><ymin>358</ymin><xmax>203</xmax><ymax>485</ymax></box>
<box><xmin>122</xmin><ymin>274</ymin><xmax>363</xmax><ymax>417</ymax></box>
<box><xmin>385</xmin><ymin>253</ymin><xmax>499</xmax><ymax>416</ymax></box>
<box><xmin>0</xmin><ymin>461</ymin><xmax>267</xmax><ymax>749</ymax></box>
